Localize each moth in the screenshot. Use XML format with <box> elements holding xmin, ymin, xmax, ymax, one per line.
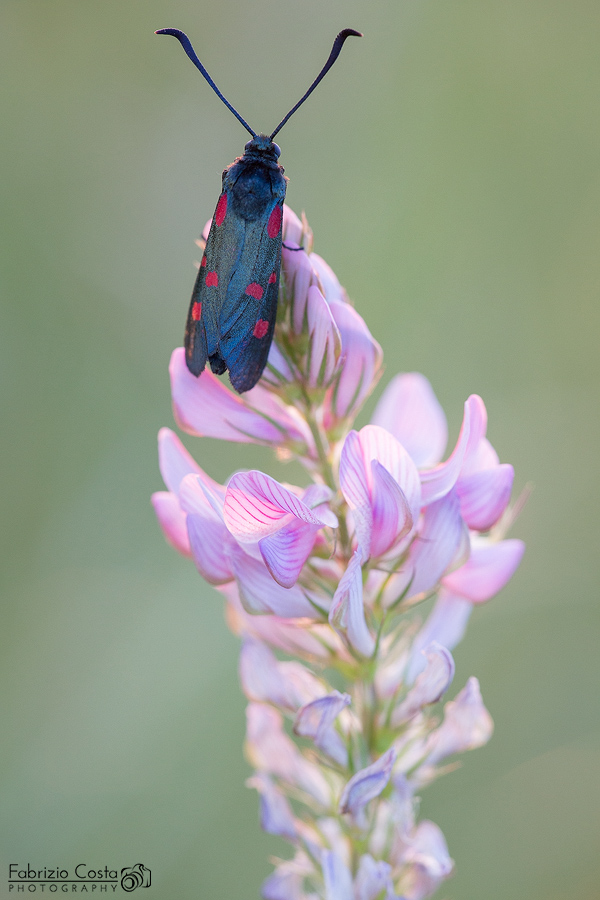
<box><xmin>157</xmin><ymin>27</ymin><xmax>361</xmax><ymax>393</ymax></box>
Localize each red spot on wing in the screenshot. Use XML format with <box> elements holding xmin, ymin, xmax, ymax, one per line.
<box><xmin>245</xmin><ymin>282</ymin><xmax>264</xmax><ymax>300</ymax></box>
<box><xmin>206</xmin><ymin>271</ymin><xmax>219</xmax><ymax>287</ymax></box>
<box><xmin>253</xmin><ymin>319</ymin><xmax>269</xmax><ymax>339</ymax></box>
<box><xmin>267</xmin><ymin>204</ymin><xmax>282</xmax><ymax>238</ymax></box>
<box><xmin>215</xmin><ymin>193</ymin><xmax>227</xmax><ymax>226</ymax></box>
<box><xmin>192</xmin><ymin>302</ymin><xmax>202</xmax><ymax>321</ymax></box>
<box><xmin>268</xmin><ymin>272</ymin><xmax>277</xmax><ymax>284</ymax></box>
<box><xmin>200</xmin><ymin>255</ymin><xmax>207</xmax><ymax>267</ymax></box>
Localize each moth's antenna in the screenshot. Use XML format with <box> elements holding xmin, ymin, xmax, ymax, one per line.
<box><xmin>156</xmin><ymin>28</ymin><xmax>257</xmax><ymax>139</ymax></box>
<box><xmin>270</xmin><ymin>29</ymin><xmax>362</xmax><ymax>141</ymax></box>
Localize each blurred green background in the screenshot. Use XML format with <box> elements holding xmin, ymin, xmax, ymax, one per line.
<box><xmin>2</xmin><ymin>0</ymin><xmax>599</xmax><ymax>898</ymax></box>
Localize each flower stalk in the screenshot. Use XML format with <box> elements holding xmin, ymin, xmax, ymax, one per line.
<box><xmin>153</xmin><ymin>205</ymin><xmax>524</xmax><ymax>899</ymax></box>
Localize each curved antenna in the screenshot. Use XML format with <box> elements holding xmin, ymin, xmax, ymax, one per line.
<box><xmin>156</xmin><ymin>28</ymin><xmax>256</xmax><ymax>138</ymax></box>
<box><xmin>270</xmin><ymin>28</ymin><xmax>362</xmax><ymax>140</ymax></box>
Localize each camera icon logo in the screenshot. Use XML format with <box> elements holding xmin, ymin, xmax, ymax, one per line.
<box><xmin>120</xmin><ymin>864</ymin><xmax>151</xmax><ymax>892</ymax></box>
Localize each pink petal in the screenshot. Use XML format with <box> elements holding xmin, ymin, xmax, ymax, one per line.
<box><xmin>231</xmin><ymin>544</ymin><xmax>319</xmax><ymax>618</ymax></box>
<box><xmin>239</xmin><ymin>639</ymin><xmax>292</xmax><ymax>707</ymax></box>
<box><xmin>224</xmin><ymin>584</ymin><xmax>344</xmax><ymax>660</ymax></box>
<box><xmin>456</xmin><ymin>464</ymin><xmax>514</xmax><ymax>531</ymax></box>
<box><xmin>329</xmin><ymin>553</ymin><xmax>375</xmax><ymax>657</ymax></box>
<box><xmin>339</xmin><ymin>748</ymin><xmax>397</xmax><ymax>816</ymax></box>
<box><xmin>407</xmin><ymin>492</ymin><xmax>468</xmax><ymax>599</ymax></box>
<box><xmin>339</xmin><ymin>426</ymin><xmax>421</xmax><ymax>556</ymax></box>
<box><xmin>310</xmin><ymin>253</ymin><xmax>347</xmax><ymax>306</ymax></box>
<box><xmin>442</xmin><ymin>538</ymin><xmax>525</xmax><ymax>603</ymax></box>
<box><xmin>306</xmin><ymin>285</ymin><xmax>342</xmax><ymax>386</ymax></box>
<box><xmin>246</xmin><ymin>704</ymin><xmax>330</xmax><ymax>806</ymax></box>
<box><xmin>263</xmin><ymin>341</ymin><xmax>294</xmax><ymax>386</ymax></box>
<box><xmin>262</xmin><ymin>854</ymin><xmax>312</xmax><ymax>900</ymax></box>
<box><xmin>247</xmin><ymin>773</ymin><xmax>298</xmax><ymax>841</ymax></box>
<box><xmin>370</xmin><ymin>460</ymin><xmax>414</xmax><ymax>558</ymax></box>
<box><xmin>392</xmin><ymin>643</ymin><xmax>455</xmax><ymax>725</ymax></box>
<box><xmin>420</xmin><ymin>395</ymin><xmax>486</xmax><ymax>505</ymax></box>
<box><xmin>170</xmin><ymin>348</ymin><xmax>304</xmax><ymax>444</ymax></box>
<box><xmin>302</xmin><ymin>483</ymin><xmax>337</xmax><ymax>517</ymax></box>
<box><xmin>401</xmin><ymin>820</ymin><xmax>453</xmax><ymax>900</ymax></box>
<box><xmin>357</xmin><ymin>426</ymin><xmax>422</xmax><ymax>521</ymax></box>
<box><xmin>282</xmin><ymin>203</ymin><xmax>304</xmax><ymax>245</ymax></box>
<box><xmin>325</xmin><ymin>304</ymin><xmax>383</xmax><ymax>423</ymax></box>
<box><xmin>339</xmin><ymin>430</ymin><xmax>372</xmax><ymax>510</ymax></box>
<box><xmin>157</xmin><ymin>427</ymin><xmax>202</xmax><ymax>493</ymax></box>
<box><xmin>151</xmin><ymin>491</ymin><xmax>191</xmax><ymax>556</ymax></box>
<box><xmin>178</xmin><ymin>472</ymin><xmax>225</xmax><ymax>517</ymax></box>
<box><xmin>407</xmin><ymin>590</ymin><xmax>473</xmax><ymax>682</ymax></box>
<box><xmin>463</xmin><ymin>435</ymin><xmax>498</xmax><ymax>475</ymax></box>
<box><xmin>283</xmin><ymin>248</ymin><xmax>316</xmax><ymax>334</ymax></box>
<box><xmin>224</xmin><ymin>470</ymin><xmax>333</xmax><ymax>542</ymax></box>
<box><xmin>187</xmin><ymin>513</ymin><xmax>233</xmax><ymax>585</ymax></box>
<box><xmin>322</xmin><ymin>850</ymin><xmax>354</xmax><ymax>900</ymax></box>
<box><xmin>259</xmin><ymin>521</ymin><xmax>320</xmax><ymax>588</ymax></box>
<box><xmin>239</xmin><ymin>641</ymin><xmax>324</xmax><ymax>710</ymax></box>
<box><xmin>371</xmin><ymin>373</ymin><xmax>448</xmax><ymax>468</ymax></box>
<box><xmin>425</xmin><ymin>677</ymin><xmax>493</xmax><ymax>766</ymax></box>
<box><xmin>294</xmin><ymin>691</ymin><xmax>351</xmax><ymax>764</ymax></box>
<box><xmin>355</xmin><ymin>855</ymin><xmax>394</xmax><ymax>900</ymax></box>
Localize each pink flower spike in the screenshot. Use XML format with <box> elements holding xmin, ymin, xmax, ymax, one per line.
<box><xmin>325</xmin><ymin>303</ymin><xmax>383</xmax><ymax>423</ymax></box>
<box><xmin>339</xmin><ymin>747</ymin><xmax>397</xmax><ymax>817</ymax></box>
<box><xmin>392</xmin><ymin>643</ymin><xmax>455</xmax><ymax>725</ymax></box>
<box><xmin>169</xmin><ymin>348</ymin><xmax>307</xmax><ymax>445</ymax></box>
<box><xmin>442</xmin><ymin>538</ymin><xmax>525</xmax><ymax>603</ymax></box>
<box><xmin>371</xmin><ymin>373</ymin><xmax>448</xmax><ymax>469</ymax></box>
<box><xmin>151</xmin><ymin>491</ymin><xmax>191</xmax><ymax>557</ymax></box>
<box><xmin>224</xmin><ymin>471</ymin><xmax>334</xmax><ymax>542</ymax></box>
<box><xmin>420</xmin><ymin>395</ymin><xmax>486</xmax><ymax>505</ymax></box>
<box><xmin>247</xmin><ymin>773</ymin><xmax>298</xmax><ymax>842</ymax></box>
<box><xmin>329</xmin><ymin>553</ymin><xmax>375</xmax><ymax>657</ymax></box>
<box><xmin>306</xmin><ymin>285</ymin><xmax>342</xmax><ymax>386</ymax></box>
<box><xmin>322</xmin><ymin>850</ymin><xmax>354</xmax><ymax>900</ymax></box>
<box><xmin>456</xmin><ymin>463</ymin><xmax>514</xmax><ymax>532</ymax></box>
<box><xmin>425</xmin><ymin>677</ymin><xmax>494</xmax><ymax>767</ymax></box>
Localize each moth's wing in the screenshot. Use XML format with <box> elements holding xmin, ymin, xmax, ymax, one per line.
<box><xmin>218</xmin><ymin>201</ymin><xmax>283</xmax><ymax>393</ymax></box>
<box><xmin>184</xmin><ymin>191</ymin><xmax>245</xmax><ymax>376</ymax></box>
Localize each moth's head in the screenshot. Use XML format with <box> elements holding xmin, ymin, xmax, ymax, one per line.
<box><xmin>244</xmin><ymin>134</ymin><xmax>281</xmax><ymax>159</ymax></box>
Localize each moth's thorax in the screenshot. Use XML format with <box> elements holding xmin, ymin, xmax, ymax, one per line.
<box><xmin>222</xmin><ymin>137</ymin><xmax>287</xmax><ymax>221</ymax></box>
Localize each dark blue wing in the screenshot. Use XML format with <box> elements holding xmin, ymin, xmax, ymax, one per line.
<box><xmin>218</xmin><ymin>200</ymin><xmax>283</xmax><ymax>393</ymax></box>
<box><xmin>184</xmin><ymin>190</ymin><xmax>245</xmax><ymax>376</ymax></box>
